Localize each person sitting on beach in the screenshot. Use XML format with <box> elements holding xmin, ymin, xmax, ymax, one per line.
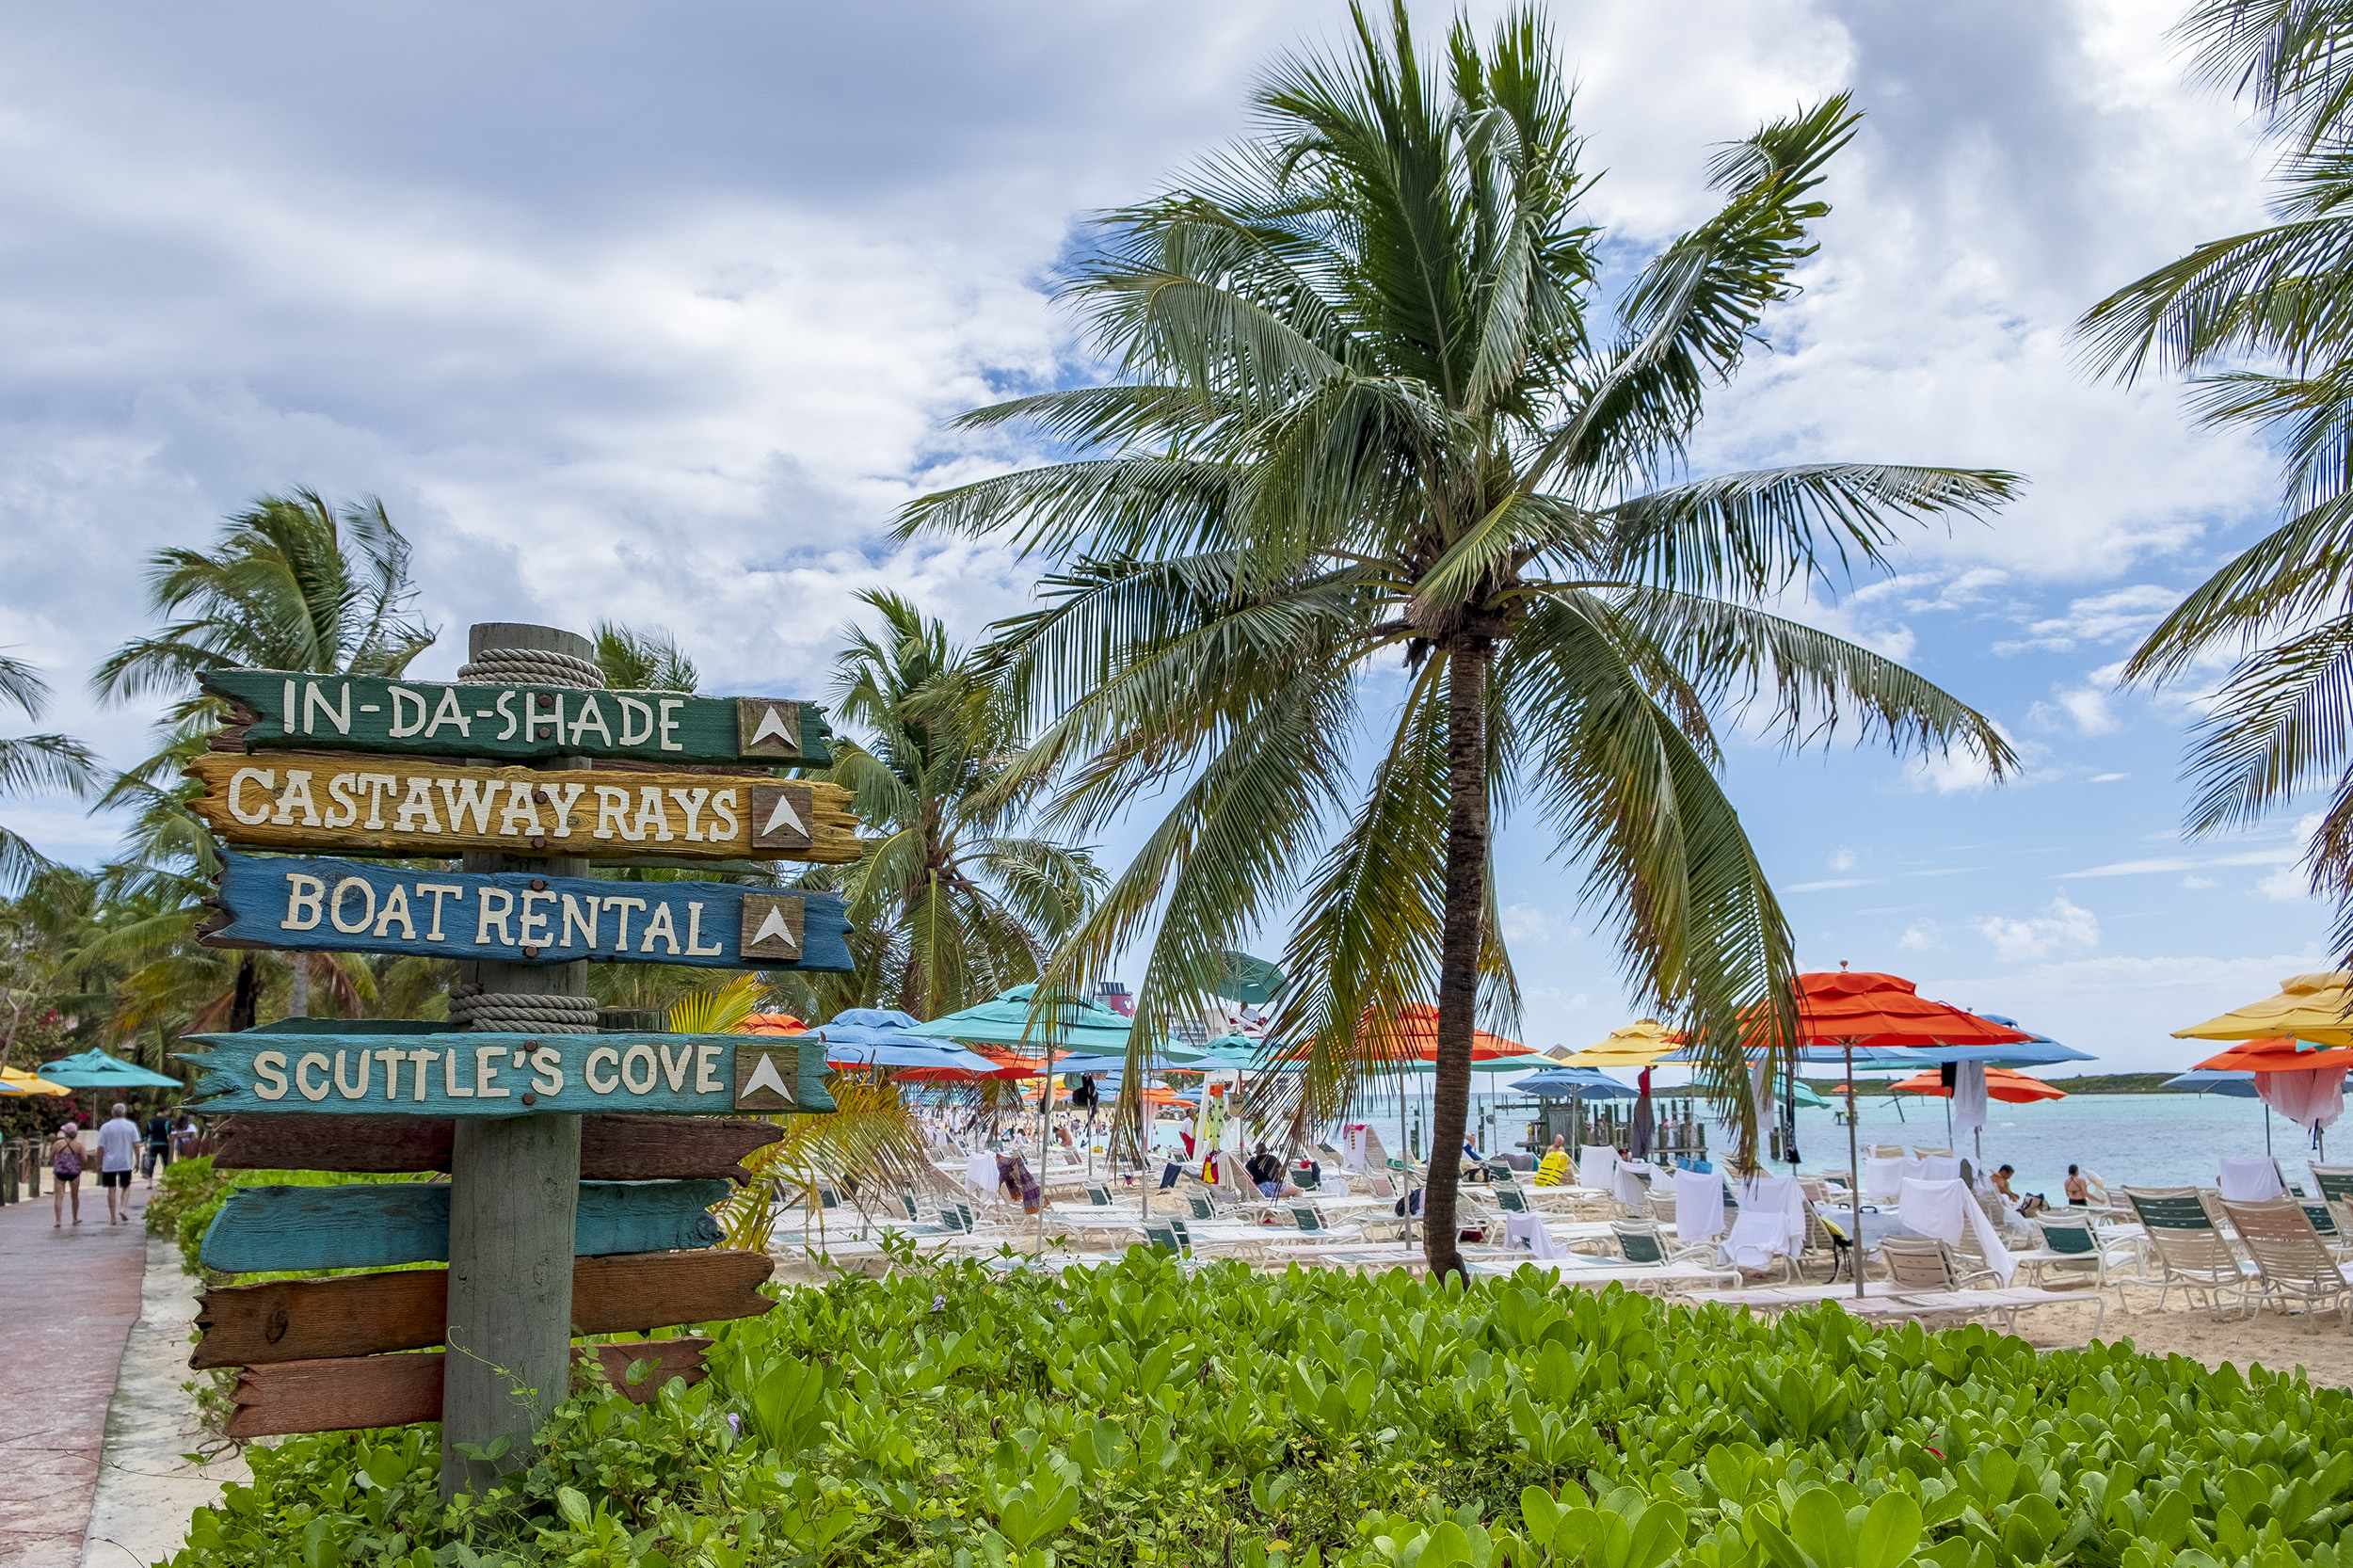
<box><xmin>1992</xmin><ymin>1164</ymin><xmax>2047</xmax><ymax>1217</ymax></box>
<box><xmin>1532</xmin><ymin>1135</ymin><xmax>1571</xmax><ymax>1187</ymax></box>
<box><xmin>2065</xmin><ymin>1165</ymin><xmax>2090</xmax><ymax>1207</ymax></box>
<box><xmin>1245</xmin><ymin>1143</ymin><xmax>1303</xmax><ymax>1199</ymax></box>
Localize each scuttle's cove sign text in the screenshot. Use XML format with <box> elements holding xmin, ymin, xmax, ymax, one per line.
<box><xmin>205</xmin><ymin>852</ymin><xmax>853</xmax><ymax>970</ymax></box>
<box><xmin>201</xmin><ymin>670</ymin><xmax>833</xmax><ymax>765</ymax></box>
<box><xmin>184</xmin><ymin>754</ymin><xmax>860</xmax><ymax>862</ymax></box>
<box><xmin>183</xmin><ymin>1031</ymin><xmax>828</xmax><ymax>1118</ymax></box>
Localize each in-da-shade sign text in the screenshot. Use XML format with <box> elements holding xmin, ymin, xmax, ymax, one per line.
<box><xmin>183</xmin><ymin>754</ymin><xmax>860</xmax><ymax>863</ymax></box>
<box><xmin>203</xmin><ymin>852</ymin><xmax>854</xmax><ymax>970</ymax></box>
<box><xmin>182</xmin><ymin>1032</ymin><xmax>832</xmax><ymax>1117</ymax></box>
<box><xmin>201</xmin><ymin>670</ymin><xmax>834</xmax><ymax>765</ymax></box>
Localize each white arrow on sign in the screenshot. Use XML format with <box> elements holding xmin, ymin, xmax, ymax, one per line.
<box><xmin>742</xmin><ymin>1053</ymin><xmax>793</xmax><ymax>1103</ymax></box>
<box><xmin>749</xmin><ymin>706</ymin><xmax>795</xmax><ymax>747</ymax></box>
<box><xmin>761</xmin><ymin>791</ymin><xmax>808</xmax><ymax>840</ymax></box>
<box><xmin>751</xmin><ymin>904</ymin><xmax>799</xmax><ymax>952</ymax></box>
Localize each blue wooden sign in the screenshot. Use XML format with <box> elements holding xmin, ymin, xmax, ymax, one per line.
<box><xmin>181</xmin><ymin>1031</ymin><xmax>835</xmax><ymax>1117</ymax></box>
<box><xmin>204</xmin><ymin>852</ymin><xmax>853</xmax><ymax>971</ymax></box>
<box><xmin>198</xmin><ymin>1179</ymin><xmax>730</xmax><ymax>1272</ymax></box>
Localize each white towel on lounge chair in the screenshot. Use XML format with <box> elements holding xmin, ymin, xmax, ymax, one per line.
<box><xmin>1612</xmin><ymin>1162</ymin><xmax>1652</xmax><ymax>1210</ymax></box>
<box><xmin>1501</xmin><ymin>1211</ymin><xmax>1561</xmax><ymax>1258</ymax></box>
<box><xmin>1863</xmin><ymin>1154</ymin><xmax>1905</xmax><ymax>1199</ymax></box>
<box><xmin>1674</xmin><ymin>1169</ymin><xmax>1727</xmax><ymax>1244</ymax></box>
<box><xmin>1738</xmin><ymin>1176</ymin><xmax>1807</xmax><ymax>1252</ymax></box>
<box><xmin>1580</xmin><ymin>1144</ymin><xmax>1619</xmax><ymax>1194</ymax></box>
<box><xmin>2218</xmin><ymin>1157</ymin><xmax>2284</xmax><ymax>1202</ymax></box>
<box><xmin>1897</xmin><ymin>1176</ymin><xmax>2017</xmax><ymax>1284</ymax></box>
<box><xmin>966</xmin><ymin>1152</ymin><xmax>1000</xmax><ymax>1195</ymax></box>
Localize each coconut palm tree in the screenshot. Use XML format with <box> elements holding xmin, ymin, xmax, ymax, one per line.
<box><xmin>903</xmin><ymin>3</ymin><xmax>2017</xmax><ymax>1275</ymax></box>
<box><xmin>770</xmin><ymin>591</ymin><xmax>1101</xmax><ymax>1022</ymax></box>
<box><xmin>0</xmin><ymin>652</ymin><xmax>98</xmax><ymax>895</ymax></box>
<box><xmin>2081</xmin><ymin>1</ymin><xmax>2353</xmax><ymax>959</ymax></box>
<box><xmin>94</xmin><ymin>490</ymin><xmax>435</xmax><ymax>1029</ymax></box>
<box><xmin>592</xmin><ymin>622</ymin><xmax>699</xmax><ymax>692</ymax></box>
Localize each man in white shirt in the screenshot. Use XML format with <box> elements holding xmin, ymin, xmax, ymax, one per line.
<box><xmin>96</xmin><ymin>1102</ymin><xmax>141</xmax><ymax>1224</ymax></box>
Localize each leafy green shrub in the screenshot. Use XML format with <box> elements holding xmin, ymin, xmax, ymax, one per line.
<box><xmin>167</xmin><ymin>1253</ymin><xmax>2353</xmax><ymax>1568</ymax></box>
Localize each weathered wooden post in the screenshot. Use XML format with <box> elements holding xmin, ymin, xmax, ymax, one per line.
<box><xmin>443</xmin><ymin>622</ymin><xmax>594</xmax><ymax>1496</ymax></box>
<box><xmin>176</xmin><ymin>628</ymin><xmax>864</xmax><ymax>1496</ymax></box>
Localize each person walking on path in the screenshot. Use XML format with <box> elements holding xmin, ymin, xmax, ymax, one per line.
<box><xmin>96</xmin><ymin>1103</ymin><xmax>139</xmax><ymax>1224</ymax></box>
<box><xmin>143</xmin><ymin>1107</ymin><xmax>171</xmax><ymax>1186</ymax></box>
<box><xmin>49</xmin><ymin>1121</ymin><xmax>82</xmax><ymax>1227</ymax></box>
<box><xmin>169</xmin><ymin>1112</ymin><xmax>200</xmax><ymax>1161</ymax></box>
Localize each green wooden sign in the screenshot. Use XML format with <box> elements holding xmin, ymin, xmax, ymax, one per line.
<box><xmin>182</xmin><ymin>1032</ymin><xmax>835</xmax><ymax>1117</ymax></box>
<box><xmin>202</xmin><ymin>669</ymin><xmax>833</xmax><ymax>765</ymax></box>
<box><xmin>199</xmin><ymin>1180</ymin><xmax>730</xmax><ymax>1272</ymax></box>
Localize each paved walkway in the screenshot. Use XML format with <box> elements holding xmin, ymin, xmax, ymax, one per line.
<box><xmin>81</xmin><ymin>1233</ymin><xmax>248</xmax><ymax>1568</ymax></box>
<box><xmin>0</xmin><ymin>1176</ymin><xmax>155</xmax><ymax>1568</ymax></box>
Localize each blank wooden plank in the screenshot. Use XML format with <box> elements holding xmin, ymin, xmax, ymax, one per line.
<box><xmin>213</xmin><ymin>1112</ymin><xmax>785</xmax><ymax>1181</ymax></box>
<box><xmin>198</xmin><ymin>1179</ymin><xmax>729</xmax><ymax>1273</ymax></box>
<box><xmin>182</xmin><ymin>1032</ymin><xmax>834</xmax><ymax>1118</ymax></box>
<box><xmin>200</xmin><ymin>667</ymin><xmax>834</xmax><ymax>764</ymax></box>
<box><xmin>202</xmin><ymin>850</ymin><xmax>855</xmax><ymax>972</ymax></box>
<box><xmin>225</xmin><ymin>1339</ymin><xmax>712</xmax><ymax>1437</ymax></box>
<box><xmin>193</xmin><ymin>1250</ymin><xmax>776</xmax><ymax>1367</ymax></box>
<box><xmin>183</xmin><ymin>753</ymin><xmax>860</xmax><ymax>863</ymax></box>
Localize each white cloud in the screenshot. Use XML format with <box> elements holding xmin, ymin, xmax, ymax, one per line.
<box><xmin>1502</xmin><ymin>904</ymin><xmax>1568</xmax><ymax>944</ymax></box>
<box><xmin>1897</xmin><ymin>919</ymin><xmax>1943</xmax><ymax>952</ymax></box>
<box><xmin>2255</xmin><ymin>865</ymin><xmax>2314</xmax><ymax>903</ymax></box>
<box><xmin>2182</xmin><ymin>873</ymin><xmax>2216</xmax><ymax>889</ymax></box>
<box><xmin>1971</xmin><ymin>895</ymin><xmax>2101</xmax><ymax>963</ymax></box>
<box><xmin>1788</xmin><ymin>877</ymin><xmax>1875</xmax><ymax>891</ymax></box>
<box><xmin>2060</xmin><ymin>845</ymin><xmax>2300</xmax><ymax>877</ymax></box>
<box><xmin>2027</xmin><ymin>682</ymin><xmax>2120</xmax><ymax>735</ymax></box>
<box><xmin>1993</xmin><ymin>584</ymin><xmax>2184</xmax><ymax>654</ymax></box>
<box><xmin>1829</xmin><ymin>847</ymin><xmax>1857</xmax><ymax>871</ymax></box>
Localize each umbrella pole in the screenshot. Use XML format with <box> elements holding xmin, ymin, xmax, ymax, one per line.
<box><xmin>1037</xmin><ymin>1042</ymin><xmax>1056</xmax><ymax>1256</ymax></box>
<box><xmin>1846</xmin><ymin>1041</ymin><xmax>1862</xmax><ymax>1301</ymax></box>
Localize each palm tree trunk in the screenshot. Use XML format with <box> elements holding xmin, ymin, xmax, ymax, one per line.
<box><xmin>227</xmin><ymin>954</ymin><xmax>259</xmax><ymax>1033</ymax></box>
<box><xmin>1424</xmin><ymin>642</ymin><xmax>1491</xmax><ymax>1281</ymax></box>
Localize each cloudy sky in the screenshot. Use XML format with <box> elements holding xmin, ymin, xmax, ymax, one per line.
<box><xmin>0</xmin><ymin>0</ymin><xmax>2323</xmax><ymax>1067</ymax></box>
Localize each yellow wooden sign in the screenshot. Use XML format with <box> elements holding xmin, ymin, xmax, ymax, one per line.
<box><xmin>184</xmin><ymin>755</ymin><xmax>860</xmax><ymax>863</ymax></box>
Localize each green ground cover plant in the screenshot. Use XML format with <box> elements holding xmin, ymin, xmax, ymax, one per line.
<box><xmin>164</xmin><ymin>1248</ymin><xmax>2353</xmax><ymax>1568</ymax></box>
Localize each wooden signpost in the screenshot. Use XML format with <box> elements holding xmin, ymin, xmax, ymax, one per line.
<box><xmin>203</xmin><ymin>851</ymin><xmax>853</xmax><ymax>970</ymax></box>
<box><xmin>201</xmin><ymin>670</ymin><xmax>835</xmax><ymax>765</ymax></box>
<box><xmin>179</xmin><ymin>620</ymin><xmax>863</xmax><ymax>1501</ymax></box>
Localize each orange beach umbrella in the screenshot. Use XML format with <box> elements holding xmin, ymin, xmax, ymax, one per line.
<box><xmin>1875</xmin><ymin>1065</ymin><xmax>2066</xmax><ymax>1103</ymax></box>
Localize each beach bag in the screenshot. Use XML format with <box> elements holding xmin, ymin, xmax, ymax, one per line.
<box><xmin>53</xmin><ymin>1141</ymin><xmax>80</xmax><ymax>1178</ymax></box>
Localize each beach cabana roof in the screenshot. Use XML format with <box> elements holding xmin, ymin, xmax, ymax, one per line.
<box><xmin>1558</xmin><ymin>1020</ymin><xmax>1684</xmax><ymax>1068</ymax></box>
<box><xmin>39</xmin><ymin>1048</ymin><xmax>181</xmax><ymax>1089</ymax></box>
<box><xmin>1878</xmin><ymin>1065</ymin><xmax>2065</xmax><ymax>1102</ymax></box>
<box><xmin>2176</xmin><ymin>972</ymin><xmax>2353</xmax><ymax>1048</ymax></box>
<box><xmin>904</xmin><ymin>984</ymin><xmax>1137</xmax><ymax>1055</ymax></box>
<box><xmin>2162</xmin><ymin>1069</ymin><xmax>2260</xmax><ymax>1098</ymax></box>
<box><xmin>1515</xmin><ymin>1067</ymin><xmax>1638</xmax><ymax>1100</ymax></box>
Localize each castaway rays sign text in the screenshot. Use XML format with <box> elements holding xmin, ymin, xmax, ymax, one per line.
<box><xmin>184</xmin><ymin>755</ymin><xmax>860</xmax><ymax>862</ymax></box>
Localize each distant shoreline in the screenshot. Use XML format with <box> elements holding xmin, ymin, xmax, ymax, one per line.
<box><xmin>1802</xmin><ymin>1072</ymin><xmax>2185</xmax><ymax>1096</ymax></box>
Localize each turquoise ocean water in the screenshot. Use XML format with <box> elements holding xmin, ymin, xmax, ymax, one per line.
<box><xmin>1332</xmin><ymin>1089</ymin><xmax>2334</xmax><ymax>1197</ymax></box>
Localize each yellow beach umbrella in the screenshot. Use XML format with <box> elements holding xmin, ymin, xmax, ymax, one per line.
<box><xmin>2174</xmin><ymin>971</ymin><xmax>2353</xmax><ymax>1049</ymax></box>
<box><xmin>0</xmin><ymin>1064</ymin><xmax>72</xmax><ymax>1096</ymax></box>
<box><xmin>1558</xmin><ymin>1019</ymin><xmax>1686</xmax><ymax>1068</ymax></box>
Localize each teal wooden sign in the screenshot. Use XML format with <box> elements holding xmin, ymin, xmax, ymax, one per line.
<box><xmin>182</xmin><ymin>1032</ymin><xmax>835</xmax><ymax>1117</ymax></box>
<box><xmin>201</xmin><ymin>669</ymin><xmax>834</xmax><ymax>765</ymax></box>
<box><xmin>198</xmin><ymin>1180</ymin><xmax>729</xmax><ymax>1272</ymax></box>
<box><xmin>205</xmin><ymin>851</ymin><xmax>855</xmax><ymax>971</ymax></box>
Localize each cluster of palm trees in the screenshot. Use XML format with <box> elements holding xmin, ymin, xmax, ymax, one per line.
<box><xmin>12</xmin><ymin>4</ymin><xmax>2194</xmax><ymax>1273</ymax></box>
<box><xmin>0</xmin><ymin>496</ymin><xmax>1105</xmax><ymax>1091</ymax></box>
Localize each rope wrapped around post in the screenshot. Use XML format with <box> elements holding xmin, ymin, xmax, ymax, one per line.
<box><xmin>447</xmin><ymin>984</ymin><xmax>600</xmax><ymax>1033</ymax></box>
<box><xmin>454</xmin><ymin>648</ymin><xmax>606</xmax><ymax>689</ymax></box>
